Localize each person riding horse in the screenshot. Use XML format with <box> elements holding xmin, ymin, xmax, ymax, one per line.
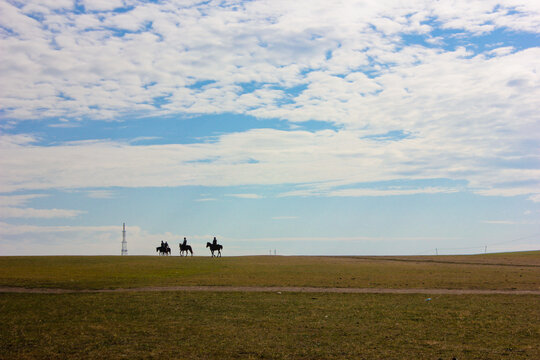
<box><xmin>179</xmin><ymin>237</ymin><xmax>193</xmax><ymax>256</ymax></box>
<box><xmin>207</xmin><ymin>236</ymin><xmax>222</xmax><ymax>257</ymax></box>
<box><xmin>157</xmin><ymin>241</ymin><xmax>171</xmax><ymax>255</ymax></box>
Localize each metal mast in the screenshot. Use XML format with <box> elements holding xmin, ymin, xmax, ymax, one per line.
<box><xmin>121</xmin><ymin>223</ymin><xmax>128</xmax><ymax>255</ymax></box>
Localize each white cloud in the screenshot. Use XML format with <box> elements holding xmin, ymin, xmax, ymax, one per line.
<box><xmin>226</xmin><ymin>193</ymin><xmax>263</xmax><ymax>199</ymax></box>
<box><xmin>0</xmin><ymin>0</ymin><xmax>539</xmax><ymax>201</ymax></box>
<box><xmin>81</xmin><ymin>0</ymin><xmax>125</xmax><ymax>12</ymax></box>
<box><xmin>488</xmin><ymin>46</ymin><xmax>515</xmax><ymax>57</ymax></box>
<box><xmin>1</xmin><ymin>0</ymin><xmax>539</xmax><ymax>121</ymax></box>
<box><xmin>482</xmin><ymin>220</ymin><xmax>518</xmax><ymax>225</ymax></box>
<box><xmin>0</xmin><ymin>126</ymin><xmax>538</xmax><ymax>201</ymax></box>
<box><xmin>326</xmin><ymin>187</ymin><xmax>458</xmax><ymax>197</ymax></box>
<box><xmin>0</xmin><ymin>193</ymin><xmax>84</xmax><ymax>218</ymax></box>
<box><xmin>482</xmin><ymin>220</ymin><xmax>539</xmax><ymax>225</ymax></box>
<box><xmin>0</xmin><ymin>207</ymin><xmax>84</xmax><ymax>218</ymax></box>
<box><xmin>48</xmin><ymin>122</ymin><xmax>81</xmax><ymax>128</ymax></box>
<box><xmin>0</xmin><ymin>222</ymin><xmax>119</xmax><ymax>236</ymax></box>
<box><xmin>0</xmin><ymin>194</ymin><xmax>47</xmax><ymax>206</ymax></box>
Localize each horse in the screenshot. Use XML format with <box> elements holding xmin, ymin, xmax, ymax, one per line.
<box><xmin>156</xmin><ymin>245</ymin><xmax>171</xmax><ymax>256</ymax></box>
<box><xmin>179</xmin><ymin>243</ymin><xmax>193</xmax><ymax>256</ymax></box>
<box><xmin>206</xmin><ymin>242</ymin><xmax>222</xmax><ymax>257</ymax></box>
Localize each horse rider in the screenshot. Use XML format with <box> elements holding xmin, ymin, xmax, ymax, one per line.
<box><xmin>182</xmin><ymin>237</ymin><xmax>187</xmax><ymax>247</ymax></box>
<box><xmin>161</xmin><ymin>240</ymin><xmax>165</xmax><ymax>250</ymax></box>
<box><xmin>164</xmin><ymin>241</ymin><xmax>169</xmax><ymax>250</ymax></box>
<box><xmin>212</xmin><ymin>236</ymin><xmax>218</xmax><ymax>246</ymax></box>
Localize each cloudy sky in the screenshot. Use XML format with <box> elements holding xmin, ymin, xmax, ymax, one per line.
<box><xmin>1</xmin><ymin>0</ymin><xmax>539</xmax><ymax>256</ymax></box>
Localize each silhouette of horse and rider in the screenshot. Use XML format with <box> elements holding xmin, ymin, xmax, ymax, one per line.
<box><xmin>156</xmin><ymin>240</ymin><xmax>171</xmax><ymax>256</ymax></box>
<box><xmin>156</xmin><ymin>237</ymin><xmax>223</xmax><ymax>257</ymax></box>
<box><xmin>179</xmin><ymin>237</ymin><xmax>193</xmax><ymax>256</ymax></box>
<box><xmin>206</xmin><ymin>236</ymin><xmax>222</xmax><ymax>257</ymax></box>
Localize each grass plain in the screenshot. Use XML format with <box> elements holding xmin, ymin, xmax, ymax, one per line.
<box><xmin>1</xmin><ymin>252</ymin><xmax>539</xmax><ymax>359</ymax></box>
<box><xmin>1</xmin><ymin>292</ymin><xmax>538</xmax><ymax>359</ymax></box>
<box><xmin>1</xmin><ymin>251</ymin><xmax>539</xmax><ymax>290</ymax></box>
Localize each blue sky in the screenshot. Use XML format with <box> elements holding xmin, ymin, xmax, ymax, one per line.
<box><xmin>1</xmin><ymin>0</ymin><xmax>539</xmax><ymax>256</ymax></box>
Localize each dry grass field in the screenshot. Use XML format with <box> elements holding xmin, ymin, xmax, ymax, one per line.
<box><xmin>1</xmin><ymin>252</ymin><xmax>539</xmax><ymax>359</ymax></box>
<box><xmin>1</xmin><ymin>251</ymin><xmax>539</xmax><ymax>291</ymax></box>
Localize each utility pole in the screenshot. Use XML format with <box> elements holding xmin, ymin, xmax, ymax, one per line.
<box><xmin>121</xmin><ymin>223</ymin><xmax>128</xmax><ymax>256</ymax></box>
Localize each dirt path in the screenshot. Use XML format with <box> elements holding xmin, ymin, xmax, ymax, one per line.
<box><xmin>1</xmin><ymin>286</ymin><xmax>539</xmax><ymax>295</ymax></box>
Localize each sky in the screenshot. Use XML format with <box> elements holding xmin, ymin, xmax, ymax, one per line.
<box><xmin>1</xmin><ymin>0</ymin><xmax>539</xmax><ymax>256</ymax></box>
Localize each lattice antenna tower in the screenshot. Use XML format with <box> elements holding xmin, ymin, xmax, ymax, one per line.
<box><xmin>121</xmin><ymin>223</ymin><xmax>128</xmax><ymax>256</ymax></box>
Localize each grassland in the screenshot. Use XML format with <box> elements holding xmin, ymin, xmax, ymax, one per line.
<box><xmin>1</xmin><ymin>251</ymin><xmax>539</xmax><ymax>291</ymax></box>
<box><xmin>1</xmin><ymin>252</ymin><xmax>539</xmax><ymax>359</ymax></box>
<box><xmin>1</xmin><ymin>292</ymin><xmax>539</xmax><ymax>359</ymax></box>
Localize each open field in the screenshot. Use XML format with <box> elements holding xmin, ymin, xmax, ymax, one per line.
<box><xmin>1</xmin><ymin>252</ymin><xmax>539</xmax><ymax>359</ymax></box>
<box><xmin>1</xmin><ymin>251</ymin><xmax>539</xmax><ymax>291</ymax></box>
<box><xmin>1</xmin><ymin>292</ymin><xmax>539</xmax><ymax>359</ymax></box>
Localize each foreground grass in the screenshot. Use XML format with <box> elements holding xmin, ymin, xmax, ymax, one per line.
<box><xmin>1</xmin><ymin>292</ymin><xmax>538</xmax><ymax>359</ymax></box>
<box><xmin>1</xmin><ymin>252</ymin><xmax>539</xmax><ymax>290</ymax></box>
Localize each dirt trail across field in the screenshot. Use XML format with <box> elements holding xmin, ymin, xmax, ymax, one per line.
<box><xmin>1</xmin><ymin>286</ymin><xmax>539</xmax><ymax>295</ymax></box>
